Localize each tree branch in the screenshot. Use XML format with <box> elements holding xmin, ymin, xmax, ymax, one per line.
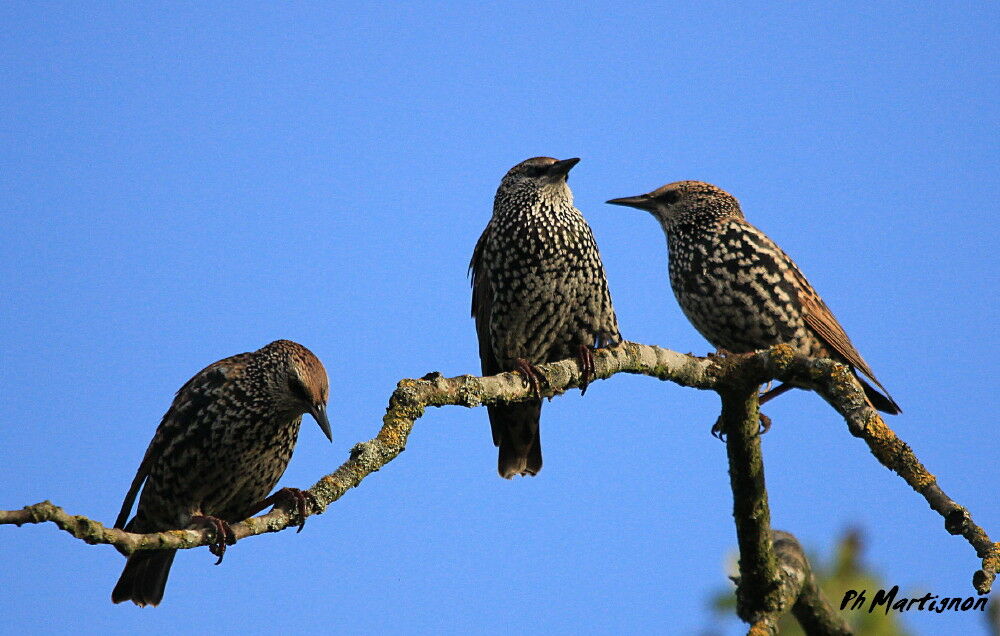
<box><xmin>738</xmin><ymin>531</ymin><xmax>856</xmax><ymax>635</ymax></box>
<box><xmin>717</xmin><ymin>378</ymin><xmax>783</xmax><ymax>628</ymax></box>
<box><xmin>716</xmin><ymin>374</ymin><xmax>853</xmax><ymax>634</ymax></box>
<box><xmin>1</xmin><ymin>341</ymin><xmax>995</xmax><ymax>598</ymax></box>
<box><xmin>778</xmin><ymin>531</ymin><xmax>854</xmax><ymax>635</ymax></box>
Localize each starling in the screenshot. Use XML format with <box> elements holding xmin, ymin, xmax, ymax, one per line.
<box><xmin>607</xmin><ymin>181</ymin><xmax>900</xmax><ymax>415</ymax></box>
<box><xmin>471</xmin><ymin>157</ymin><xmax>622</xmax><ymax>478</ymax></box>
<box><xmin>111</xmin><ymin>339</ymin><xmax>331</xmax><ymax>607</ymax></box>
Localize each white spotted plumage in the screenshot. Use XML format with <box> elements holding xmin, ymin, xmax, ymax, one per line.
<box><xmin>471</xmin><ymin>157</ymin><xmax>621</xmax><ymax>477</ymax></box>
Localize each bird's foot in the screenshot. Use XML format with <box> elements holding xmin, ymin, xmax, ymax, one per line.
<box><xmin>248</xmin><ymin>487</ymin><xmax>317</xmax><ymax>533</ymax></box>
<box><xmin>594</xmin><ymin>331</ymin><xmax>622</xmax><ymax>349</ymax></box>
<box><xmin>710</xmin><ymin>412</ymin><xmax>772</xmax><ymax>441</ymax></box>
<box><xmin>577</xmin><ymin>344</ymin><xmax>595</xmax><ymax>396</ymax></box>
<box><xmin>514</xmin><ymin>358</ymin><xmax>545</xmax><ymax>398</ymax></box>
<box><xmin>758</xmin><ymin>413</ymin><xmax>772</xmax><ymax>434</ymax></box>
<box><xmin>707</xmin><ymin>347</ymin><xmax>735</xmax><ymax>358</ymax></box>
<box><xmin>191</xmin><ymin>515</ymin><xmax>236</xmax><ymax>565</ymax></box>
<box><xmin>711</xmin><ymin>417</ymin><xmax>726</xmax><ymax>441</ymax></box>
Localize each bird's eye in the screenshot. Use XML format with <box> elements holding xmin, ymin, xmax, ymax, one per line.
<box><xmin>661</xmin><ymin>190</ymin><xmax>681</xmax><ymax>205</ymax></box>
<box><xmin>288</xmin><ymin>377</ymin><xmax>310</xmax><ymax>402</ymax></box>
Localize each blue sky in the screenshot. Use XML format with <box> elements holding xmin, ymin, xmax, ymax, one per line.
<box><xmin>2</xmin><ymin>3</ymin><xmax>997</xmax><ymax>634</ymax></box>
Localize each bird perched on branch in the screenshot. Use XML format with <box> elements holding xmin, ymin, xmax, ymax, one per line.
<box><xmin>607</xmin><ymin>181</ymin><xmax>900</xmax><ymax>416</ymax></box>
<box><xmin>112</xmin><ymin>339</ymin><xmax>331</xmax><ymax>607</ymax></box>
<box><xmin>471</xmin><ymin>157</ymin><xmax>621</xmax><ymax>478</ymax></box>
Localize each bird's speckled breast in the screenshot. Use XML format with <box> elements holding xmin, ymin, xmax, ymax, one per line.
<box><xmin>484</xmin><ymin>198</ymin><xmax>620</xmax><ymax>367</ymax></box>
<box><xmin>666</xmin><ymin>218</ymin><xmax>828</xmax><ymax>358</ymax></box>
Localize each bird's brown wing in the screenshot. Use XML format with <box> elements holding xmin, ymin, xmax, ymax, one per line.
<box><xmin>470</xmin><ymin>227</ymin><xmax>501</xmax><ymax>447</ymax></box>
<box><xmin>114</xmin><ymin>353</ymin><xmax>251</xmax><ymax>529</ymax></box>
<box><xmin>794</xmin><ymin>276</ymin><xmax>899</xmax><ymax>409</ymax></box>
<box><xmin>471</xmin><ymin>226</ymin><xmax>542</xmax><ymax>472</ymax></box>
<box><xmin>115</xmin><ymin>451</ymin><xmax>153</xmax><ymax>529</ymax></box>
<box><xmin>470</xmin><ymin>227</ymin><xmax>500</xmax><ymax>378</ymax></box>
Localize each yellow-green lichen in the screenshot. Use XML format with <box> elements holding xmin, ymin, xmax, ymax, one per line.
<box><xmin>456</xmin><ymin>380</ymin><xmax>483</xmax><ymax>407</ymax></box>
<box><xmin>767</xmin><ymin>343</ymin><xmax>796</xmax><ymax>371</ymax></box>
<box><xmin>376</xmin><ymin>425</ymin><xmax>406</xmax><ymax>448</ymax></box>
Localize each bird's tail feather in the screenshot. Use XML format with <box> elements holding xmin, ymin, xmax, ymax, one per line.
<box><xmin>489</xmin><ymin>400</ymin><xmax>542</xmax><ymax>479</ymax></box>
<box><xmin>111</xmin><ymin>549</ymin><xmax>177</xmax><ymax>607</ymax></box>
<box><xmin>858</xmin><ymin>376</ymin><xmax>902</xmax><ymax>415</ymax></box>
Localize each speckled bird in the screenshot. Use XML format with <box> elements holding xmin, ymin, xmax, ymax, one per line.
<box><xmin>607</xmin><ymin>181</ymin><xmax>900</xmax><ymax>415</ymax></box>
<box><xmin>111</xmin><ymin>339</ymin><xmax>331</xmax><ymax>607</ymax></box>
<box><xmin>471</xmin><ymin>157</ymin><xmax>621</xmax><ymax>478</ymax></box>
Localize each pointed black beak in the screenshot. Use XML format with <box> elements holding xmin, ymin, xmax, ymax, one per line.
<box><xmin>606</xmin><ymin>194</ymin><xmax>654</xmax><ymax>210</ymax></box>
<box><xmin>547</xmin><ymin>157</ymin><xmax>580</xmax><ymax>180</ymax></box>
<box><xmin>310</xmin><ymin>403</ymin><xmax>333</xmax><ymax>442</ymax></box>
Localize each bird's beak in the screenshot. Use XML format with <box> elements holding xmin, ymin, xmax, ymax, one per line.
<box><xmin>606</xmin><ymin>194</ymin><xmax>654</xmax><ymax>210</ymax></box>
<box><xmin>310</xmin><ymin>403</ymin><xmax>333</xmax><ymax>442</ymax></box>
<box><xmin>546</xmin><ymin>157</ymin><xmax>581</xmax><ymax>180</ymax></box>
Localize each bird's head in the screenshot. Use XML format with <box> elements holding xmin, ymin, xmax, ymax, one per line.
<box><xmin>607</xmin><ymin>180</ymin><xmax>744</xmax><ymax>230</ymax></box>
<box><xmin>496</xmin><ymin>156</ymin><xmax>580</xmax><ymax>203</ymax></box>
<box><xmin>262</xmin><ymin>340</ymin><xmax>332</xmax><ymax>442</ymax></box>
